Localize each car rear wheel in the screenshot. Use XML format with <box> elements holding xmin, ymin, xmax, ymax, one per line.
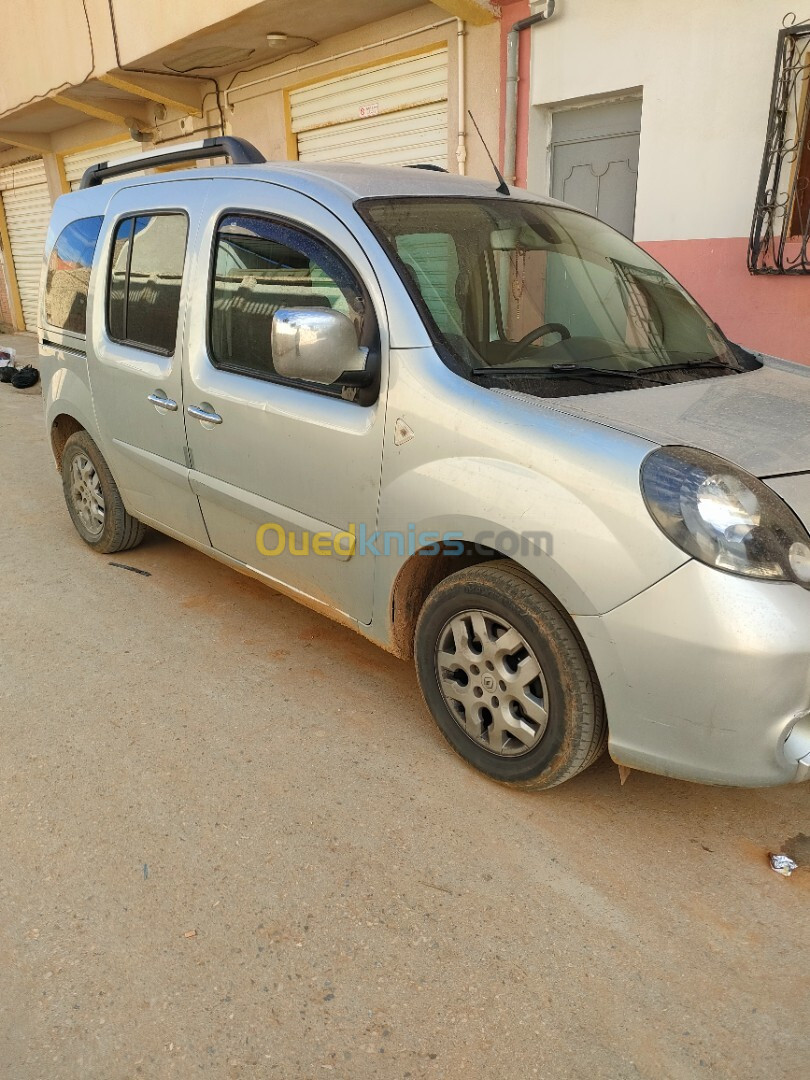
<box><xmin>61</xmin><ymin>431</ymin><xmax>146</xmax><ymax>554</ymax></box>
<box><xmin>415</xmin><ymin>561</ymin><xmax>606</xmax><ymax>789</ymax></box>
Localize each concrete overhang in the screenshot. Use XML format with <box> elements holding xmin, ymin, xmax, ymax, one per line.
<box><xmin>109</xmin><ymin>0</ymin><xmax>425</xmax><ymax>76</ymax></box>
<box><xmin>0</xmin><ymin>80</ymin><xmax>178</xmax><ymax>155</ymax></box>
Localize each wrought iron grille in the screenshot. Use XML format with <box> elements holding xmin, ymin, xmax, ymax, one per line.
<box><xmin>749</xmin><ymin>17</ymin><xmax>810</xmax><ymax>274</ymax></box>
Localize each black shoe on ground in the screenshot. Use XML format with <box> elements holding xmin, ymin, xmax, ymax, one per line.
<box><xmin>11</xmin><ymin>365</ymin><xmax>39</xmax><ymax>389</ymax></box>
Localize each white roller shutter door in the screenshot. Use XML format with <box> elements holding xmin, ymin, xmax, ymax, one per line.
<box><xmin>64</xmin><ymin>139</ymin><xmax>144</xmax><ymax>190</ymax></box>
<box><xmin>0</xmin><ymin>158</ymin><xmax>50</xmax><ymax>331</ymax></box>
<box><xmin>290</xmin><ymin>48</ymin><xmax>449</xmax><ymax>168</ymax></box>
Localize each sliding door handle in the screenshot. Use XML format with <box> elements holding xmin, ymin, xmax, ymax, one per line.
<box><xmin>187</xmin><ymin>403</ymin><xmax>223</xmax><ymax>425</ymax></box>
<box><xmin>148</xmin><ymin>391</ymin><xmax>178</xmax><ymax>412</ymax></box>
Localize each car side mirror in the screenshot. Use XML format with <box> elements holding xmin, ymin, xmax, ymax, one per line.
<box><xmin>271</xmin><ymin>308</ymin><xmax>371</xmax><ymax>386</ymax></box>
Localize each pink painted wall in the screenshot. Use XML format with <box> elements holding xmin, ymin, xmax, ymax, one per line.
<box><xmin>641</xmin><ymin>238</ymin><xmax>810</xmax><ymax>365</ymax></box>
<box><xmin>498</xmin><ymin>0</ymin><xmax>531</xmax><ymax>186</ymax></box>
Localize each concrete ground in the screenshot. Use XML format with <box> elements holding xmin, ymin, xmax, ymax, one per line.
<box><xmin>0</xmin><ymin>335</ymin><xmax>808</xmax><ymax>1079</ymax></box>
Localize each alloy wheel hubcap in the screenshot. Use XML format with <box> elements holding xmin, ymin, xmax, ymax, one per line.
<box><xmin>70</xmin><ymin>454</ymin><xmax>105</xmax><ymax>538</ymax></box>
<box><xmin>435</xmin><ymin>609</ymin><xmax>549</xmax><ymax>757</ymax></box>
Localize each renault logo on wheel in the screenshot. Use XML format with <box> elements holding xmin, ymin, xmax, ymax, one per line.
<box><xmin>482</xmin><ymin>673</ymin><xmax>496</xmax><ymax>692</ymax></box>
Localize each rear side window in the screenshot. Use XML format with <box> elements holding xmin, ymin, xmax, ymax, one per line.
<box><xmin>107</xmin><ymin>213</ymin><xmax>188</xmax><ymax>353</ymax></box>
<box><xmin>44</xmin><ymin>216</ymin><xmax>103</xmax><ymax>335</ymax></box>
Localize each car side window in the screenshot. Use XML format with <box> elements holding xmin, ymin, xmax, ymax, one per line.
<box><xmin>44</xmin><ymin>216</ymin><xmax>104</xmax><ymax>336</ymax></box>
<box><xmin>209</xmin><ymin>214</ymin><xmax>369</xmax><ymax>393</ymax></box>
<box><xmin>107</xmin><ymin>213</ymin><xmax>188</xmax><ymax>354</ymax></box>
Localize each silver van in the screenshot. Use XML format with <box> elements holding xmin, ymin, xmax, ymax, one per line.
<box><xmin>38</xmin><ymin>137</ymin><xmax>810</xmax><ymax>791</ymax></box>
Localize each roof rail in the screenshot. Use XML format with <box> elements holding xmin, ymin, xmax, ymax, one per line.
<box><xmin>78</xmin><ymin>136</ymin><xmax>266</xmax><ymax>189</ymax></box>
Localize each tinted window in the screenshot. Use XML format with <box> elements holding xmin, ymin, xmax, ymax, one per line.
<box><xmin>361</xmin><ymin>197</ymin><xmax>741</xmax><ymax>394</ymax></box>
<box><xmin>210</xmin><ymin>214</ymin><xmax>367</xmax><ymax>387</ymax></box>
<box><xmin>44</xmin><ymin>216</ymin><xmax>103</xmax><ymax>335</ymax></box>
<box><xmin>107</xmin><ymin>213</ymin><xmax>188</xmax><ymax>353</ymax></box>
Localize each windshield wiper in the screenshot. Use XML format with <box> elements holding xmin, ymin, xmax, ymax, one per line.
<box><xmin>638</xmin><ymin>358</ymin><xmax>743</xmax><ymax>375</ymax></box>
<box><xmin>471</xmin><ymin>364</ymin><xmax>663</xmax><ymax>383</ymax></box>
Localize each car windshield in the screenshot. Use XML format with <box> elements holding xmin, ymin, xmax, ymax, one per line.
<box><xmin>359</xmin><ymin>197</ymin><xmax>745</xmax><ymax>388</ymax></box>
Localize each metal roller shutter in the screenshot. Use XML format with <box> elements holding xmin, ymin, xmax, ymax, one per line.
<box><xmin>0</xmin><ymin>158</ymin><xmax>50</xmax><ymax>331</ymax></box>
<box><xmin>290</xmin><ymin>48</ymin><xmax>449</xmax><ymax>168</ymax></box>
<box><xmin>64</xmin><ymin>139</ymin><xmax>144</xmax><ymax>190</ymax></box>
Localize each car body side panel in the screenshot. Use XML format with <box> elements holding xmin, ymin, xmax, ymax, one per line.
<box><xmin>367</xmin><ymin>346</ymin><xmax>689</xmax><ymax>648</ymax></box>
<box><xmin>40</xmin><ymin>343</ymin><xmax>102</xmax><ymax>451</ymax></box>
<box><xmin>38</xmin><ymin>190</ymin><xmax>115</xmax><ymax>461</ymax></box>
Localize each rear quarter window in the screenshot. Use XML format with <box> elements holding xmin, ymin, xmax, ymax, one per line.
<box><xmin>107</xmin><ymin>213</ymin><xmax>188</xmax><ymax>354</ymax></box>
<box><xmin>44</xmin><ymin>216</ymin><xmax>104</xmax><ymax>335</ymax></box>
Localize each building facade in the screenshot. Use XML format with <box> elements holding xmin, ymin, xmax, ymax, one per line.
<box><xmin>502</xmin><ymin>0</ymin><xmax>810</xmax><ymax>363</ymax></box>
<box><xmin>0</xmin><ymin>0</ymin><xmax>503</xmax><ymax>332</ymax></box>
<box><xmin>1</xmin><ymin>0</ymin><xmax>808</xmax><ymax>366</ymax></box>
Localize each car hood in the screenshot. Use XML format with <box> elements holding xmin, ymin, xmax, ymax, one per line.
<box><xmin>548</xmin><ymin>356</ymin><xmax>810</xmax><ymax>478</ymax></box>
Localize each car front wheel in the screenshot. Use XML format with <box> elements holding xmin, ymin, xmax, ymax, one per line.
<box><xmin>415</xmin><ymin>561</ymin><xmax>606</xmax><ymax>789</ymax></box>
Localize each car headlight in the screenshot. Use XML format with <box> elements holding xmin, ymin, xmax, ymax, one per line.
<box><xmin>640</xmin><ymin>446</ymin><xmax>810</xmax><ymax>587</ymax></box>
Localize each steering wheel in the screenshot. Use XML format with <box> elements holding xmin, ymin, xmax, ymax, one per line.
<box><xmin>501</xmin><ymin>322</ymin><xmax>571</xmax><ymax>366</ymax></box>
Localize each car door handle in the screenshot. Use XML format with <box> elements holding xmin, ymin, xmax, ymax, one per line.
<box><xmin>187</xmin><ymin>403</ymin><xmax>223</xmax><ymax>425</ymax></box>
<box><xmin>147</xmin><ymin>392</ymin><xmax>178</xmax><ymax>412</ymax></box>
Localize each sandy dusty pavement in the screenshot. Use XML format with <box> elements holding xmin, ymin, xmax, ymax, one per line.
<box><xmin>0</xmin><ymin>367</ymin><xmax>808</xmax><ymax>1079</ymax></box>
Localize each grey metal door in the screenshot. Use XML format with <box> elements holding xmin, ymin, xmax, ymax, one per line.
<box><xmin>550</xmin><ymin>99</ymin><xmax>642</xmax><ymax>238</ymax></box>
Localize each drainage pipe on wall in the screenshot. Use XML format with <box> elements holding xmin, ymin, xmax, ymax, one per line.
<box><xmin>456</xmin><ymin>19</ymin><xmax>467</xmax><ymax>175</ymax></box>
<box><xmin>504</xmin><ymin>0</ymin><xmax>556</xmax><ymax>185</ymax></box>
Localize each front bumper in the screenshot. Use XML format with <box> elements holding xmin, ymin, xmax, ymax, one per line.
<box><xmin>575</xmin><ymin>561</ymin><xmax>810</xmax><ymax>786</ymax></box>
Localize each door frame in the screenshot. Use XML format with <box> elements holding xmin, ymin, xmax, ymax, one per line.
<box><xmin>84</xmin><ymin>177</ymin><xmax>212</xmax><ymax>545</ymax></box>
<box><xmin>528</xmin><ymin>90</ymin><xmax>643</xmax><ymax>202</ymax></box>
<box><xmin>180</xmin><ymin>178</ymin><xmax>393</xmax><ymax>624</ymax></box>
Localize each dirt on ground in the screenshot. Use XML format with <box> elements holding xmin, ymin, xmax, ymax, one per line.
<box><xmin>1</xmin><ymin>365</ymin><xmax>808</xmax><ymax>1079</ymax></box>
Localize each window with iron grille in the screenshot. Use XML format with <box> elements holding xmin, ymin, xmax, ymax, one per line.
<box><xmin>749</xmin><ymin>17</ymin><xmax>810</xmax><ymax>273</ymax></box>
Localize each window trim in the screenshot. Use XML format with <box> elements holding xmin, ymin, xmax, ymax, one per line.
<box><xmin>205</xmin><ymin>209</ymin><xmax>379</xmax><ymax>404</ymax></box>
<box><xmin>43</xmin><ymin>214</ymin><xmax>105</xmax><ymax>341</ymax></box>
<box><xmin>749</xmin><ymin>23</ymin><xmax>810</xmax><ymax>274</ymax></box>
<box><xmin>105</xmin><ymin>208</ymin><xmax>190</xmax><ymax>356</ymax></box>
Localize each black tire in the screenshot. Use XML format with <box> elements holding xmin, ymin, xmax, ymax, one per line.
<box><xmin>61</xmin><ymin>431</ymin><xmax>146</xmax><ymax>554</ymax></box>
<box><xmin>415</xmin><ymin>560</ymin><xmax>606</xmax><ymax>790</ymax></box>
